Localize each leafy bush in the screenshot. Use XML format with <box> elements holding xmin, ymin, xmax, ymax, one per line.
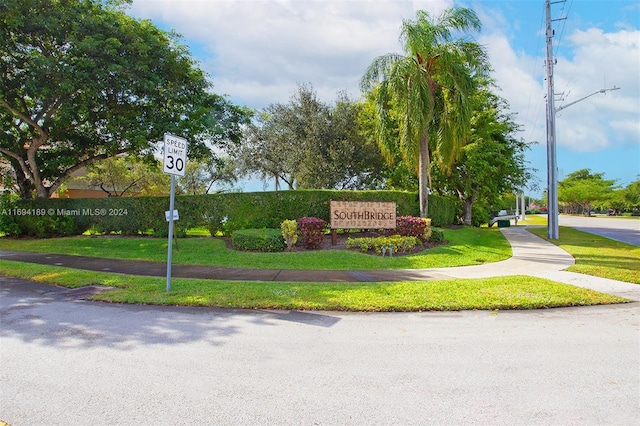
<box><xmin>429</xmin><ymin>228</ymin><xmax>445</xmax><ymax>244</ymax></box>
<box><xmin>0</xmin><ymin>200</ymin><xmax>21</xmax><ymax>237</ymax></box>
<box><xmin>422</xmin><ymin>218</ymin><xmax>432</xmax><ymax>241</ymax></box>
<box><xmin>280</xmin><ymin>219</ymin><xmax>298</xmax><ymax>251</ymax></box>
<box><xmin>231</xmin><ymin>228</ymin><xmax>286</xmax><ymax>252</ymax></box>
<box><xmin>346</xmin><ymin>235</ymin><xmax>422</xmax><ymax>254</ymax></box>
<box><xmin>396</xmin><ymin>216</ymin><xmax>431</xmax><ymax>241</ymax></box>
<box><xmin>8</xmin><ymin>209</ymin><xmax>80</xmax><ymax>238</ymax></box>
<box><xmin>471</xmin><ymin>204</ymin><xmax>491</xmax><ymax>227</ymax></box>
<box><xmin>297</xmin><ymin>217</ymin><xmax>326</xmax><ymax>249</ymax></box>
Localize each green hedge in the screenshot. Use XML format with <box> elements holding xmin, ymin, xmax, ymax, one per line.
<box><xmin>7</xmin><ymin>196</ymin><xmax>175</xmax><ymax>237</ymax></box>
<box><xmin>4</xmin><ymin>190</ymin><xmax>458</xmax><ymax>237</ymax></box>
<box><xmin>231</xmin><ymin>228</ymin><xmax>286</xmax><ymax>252</ymax></box>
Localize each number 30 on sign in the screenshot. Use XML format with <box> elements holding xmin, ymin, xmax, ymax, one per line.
<box><xmin>163</xmin><ymin>134</ymin><xmax>188</xmax><ymax>177</ymax></box>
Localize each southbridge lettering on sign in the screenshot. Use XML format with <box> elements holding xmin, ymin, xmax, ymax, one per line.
<box><xmin>330</xmin><ymin>201</ymin><xmax>396</xmax><ymax>229</ymax></box>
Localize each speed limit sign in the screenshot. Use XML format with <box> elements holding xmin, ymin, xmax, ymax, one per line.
<box><xmin>163</xmin><ymin>133</ymin><xmax>188</xmax><ymax>292</ymax></box>
<box><xmin>163</xmin><ymin>134</ymin><xmax>188</xmax><ymax>177</ymax></box>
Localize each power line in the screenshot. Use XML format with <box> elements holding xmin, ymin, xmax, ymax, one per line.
<box><xmin>553</xmin><ymin>0</ymin><xmax>572</xmax><ymax>57</ymax></box>
<box><xmin>522</xmin><ymin>3</ymin><xmax>547</xmax><ymax>145</ymax></box>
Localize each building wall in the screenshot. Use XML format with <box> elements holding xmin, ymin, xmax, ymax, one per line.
<box><xmin>52</xmin><ymin>188</ymin><xmax>109</xmax><ymax>199</ymax></box>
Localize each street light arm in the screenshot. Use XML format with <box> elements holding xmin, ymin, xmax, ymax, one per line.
<box><xmin>556</xmin><ymin>86</ymin><xmax>620</xmax><ymax>113</ymax></box>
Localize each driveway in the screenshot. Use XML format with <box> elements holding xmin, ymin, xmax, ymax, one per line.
<box><xmin>558</xmin><ymin>215</ymin><xmax>640</xmax><ymax>246</ymax></box>
<box><xmin>1</xmin><ymin>276</ymin><xmax>638</xmax><ymax>425</ymax></box>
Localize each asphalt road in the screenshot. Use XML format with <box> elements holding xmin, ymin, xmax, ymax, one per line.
<box><xmin>558</xmin><ymin>215</ymin><xmax>640</xmax><ymax>246</ymax></box>
<box><xmin>1</xmin><ymin>277</ymin><xmax>639</xmax><ymax>425</ymax></box>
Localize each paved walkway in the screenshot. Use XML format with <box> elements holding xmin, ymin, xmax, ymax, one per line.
<box><xmin>1</xmin><ymin>227</ymin><xmax>638</xmax><ymax>300</ymax></box>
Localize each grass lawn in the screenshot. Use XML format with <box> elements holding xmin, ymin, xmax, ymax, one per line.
<box><xmin>0</xmin><ymin>259</ymin><xmax>626</xmax><ymax>311</ymax></box>
<box><xmin>519</xmin><ymin>215</ymin><xmax>547</xmax><ymax>226</ymax></box>
<box><xmin>528</xmin><ymin>226</ymin><xmax>640</xmax><ymax>284</ymax></box>
<box><xmin>0</xmin><ymin>227</ymin><xmax>511</xmax><ymax>270</ymax></box>
<box><xmin>0</xmin><ymin>220</ymin><xmax>634</xmax><ymax>311</ymax></box>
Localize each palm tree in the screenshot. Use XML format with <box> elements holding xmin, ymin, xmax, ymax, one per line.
<box><xmin>361</xmin><ymin>7</ymin><xmax>488</xmax><ymax>217</ymax></box>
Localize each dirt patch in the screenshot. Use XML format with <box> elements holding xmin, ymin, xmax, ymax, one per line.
<box><xmin>62</xmin><ymin>285</ymin><xmax>116</xmax><ymax>299</ymax></box>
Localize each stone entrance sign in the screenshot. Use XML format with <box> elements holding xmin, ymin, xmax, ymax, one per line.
<box><xmin>330</xmin><ymin>201</ymin><xmax>397</xmax><ymax>230</ymax></box>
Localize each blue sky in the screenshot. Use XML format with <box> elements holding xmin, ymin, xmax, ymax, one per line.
<box><xmin>127</xmin><ymin>0</ymin><xmax>640</xmax><ymax>196</ymax></box>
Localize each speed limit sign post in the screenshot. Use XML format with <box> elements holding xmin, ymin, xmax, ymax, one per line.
<box><xmin>163</xmin><ymin>133</ymin><xmax>188</xmax><ymax>292</ymax></box>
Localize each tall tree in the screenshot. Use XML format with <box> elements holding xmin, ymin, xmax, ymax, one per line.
<box><xmin>361</xmin><ymin>7</ymin><xmax>488</xmax><ymax>217</ymax></box>
<box><xmin>298</xmin><ymin>92</ymin><xmax>387</xmax><ymax>190</ymax></box>
<box><xmin>233</xmin><ymin>85</ymin><xmax>320</xmax><ymax>190</ymax></box>
<box><xmin>431</xmin><ymin>86</ymin><xmax>532</xmax><ymax>225</ymax></box>
<box><xmin>233</xmin><ymin>84</ymin><xmax>386</xmax><ymax>190</ymax></box>
<box><xmin>0</xmin><ymin>0</ymin><xmax>248</xmax><ymax>198</ymax></box>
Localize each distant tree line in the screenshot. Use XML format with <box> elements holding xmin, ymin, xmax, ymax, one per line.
<box><xmin>558</xmin><ymin>169</ymin><xmax>640</xmax><ymax>216</ymax></box>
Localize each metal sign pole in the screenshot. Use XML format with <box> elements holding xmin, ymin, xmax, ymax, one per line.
<box><xmin>163</xmin><ymin>133</ymin><xmax>187</xmax><ymax>292</ymax></box>
<box><xmin>166</xmin><ymin>174</ymin><xmax>176</xmax><ymax>292</ymax></box>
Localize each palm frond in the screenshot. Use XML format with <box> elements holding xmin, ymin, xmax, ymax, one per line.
<box><xmin>438</xmin><ymin>7</ymin><xmax>482</xmax><ymax>33</ymax></box>
<box><xmin>360</xmin><ymin>53</ymin><xmax>404</xmax><ymax>91</ymax></box>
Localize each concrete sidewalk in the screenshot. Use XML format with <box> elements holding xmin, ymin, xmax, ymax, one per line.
<box><xmin>1</xmin><ymin>227</ymin><xmax>638</xmax><ymax>300</ymax></box>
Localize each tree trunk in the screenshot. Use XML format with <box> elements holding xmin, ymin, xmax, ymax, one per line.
<box><xmin>26</xmin><ymin>134</ymin><xmax>49</xmax><ymax>198</ymax></box>
<box><xmin>7</xmin><ymin>158</ymin><xmax>35</xmax><ymax>199</ymax></box>
<box><xmin>418</xmin><ymin>131</ymin><xmax>431</xmax><ymax>218</ymax></box>
<box><xmin>462</xmin><ymin>198</ymin><xmax>474</xmax><ymax>226</ymax></box>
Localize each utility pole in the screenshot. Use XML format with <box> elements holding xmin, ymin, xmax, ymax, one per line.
<box><xmin>545</xmin><ymin>0</ymin><xmax>562</xmax><ymax>240</ymax></box>
<box><xmin>544</xmin><ymin>0</ymin><xmax>619</xmax><ymax>239</ymax></box>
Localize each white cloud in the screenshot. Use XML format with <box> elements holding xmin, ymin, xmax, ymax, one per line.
<box><xmin>473</xmin><ymin>4</ymin><xmax>639</xmax><ymax>154</ymax></box>
<box><xmin>610</xmin><ymin>118</ymin><xmax>640</xmax><ymax>141</ymax></box>
<box><xmin>128</xmin><ymin>0</ymin><xmax>639</xmax><ymax>155</ymax></box>
<box><xmin>550</xmin><ymin>27</ymin><xmax>640</xmax><ymax>151</ymax></box>
<box><xmin>478</xmin><ymin>31</ymin><xmax>546</xmax><ymax>143</ymax></box>
<box><xmin>129</xmin><ymin>0</ymin><xmax>453</xmax><ymax>107</ymax></box>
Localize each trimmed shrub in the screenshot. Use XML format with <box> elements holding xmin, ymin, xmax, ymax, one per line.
<box><xmin>0</xmin><ymin>196</ymin><xmax>20</xmax><ymax>237</ymax></box>
<box><xmin>471</xmin><ymin>203</ymin><xmax>491</xmax><ymax>227</ymax></box>
<box><xmin>396</xmin><ymin>216</ymin><xmax>430</xmax><ymax>242</ymax></box>
<box><xmin>422</xmin><ymin>218</ymin><xmax>432</xmax><ymax>241</ymax></box>
<box><xmin>346</xmin><ymin>235</ymin><xmax>422</xmax><ymax>254</ymax></box>
<box><xmin>280</xmin><ymin>219</ymin><xmax>298</xmax><ymax>251</ymax></box>
<box><xmin>231</xmin><ymin>228</ymin><xmax>286</xmax><ymax>252</ymax></box>
<box><xmin>11</xmin><ymin>211</ymin><xmax>79</xmax><ymax>238</ymax></box>
<box><xmin>297</xmin><ymin>217</ymin><xmax>326</xmax><ymax>249</ymax></box>
<box><xmin>0</xmin><ymin>213</ymin><xmax>20</xmax><ymax>237</ymax></box>
<box><xmin>429</xmin><ymin>228</ymin><xmax>445</xmax><ymax>244</ymax></box>
<box><xmin>429</xmin><ymin>195</ymin><xmax>460</xmax><ymax>227</ymax></box>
